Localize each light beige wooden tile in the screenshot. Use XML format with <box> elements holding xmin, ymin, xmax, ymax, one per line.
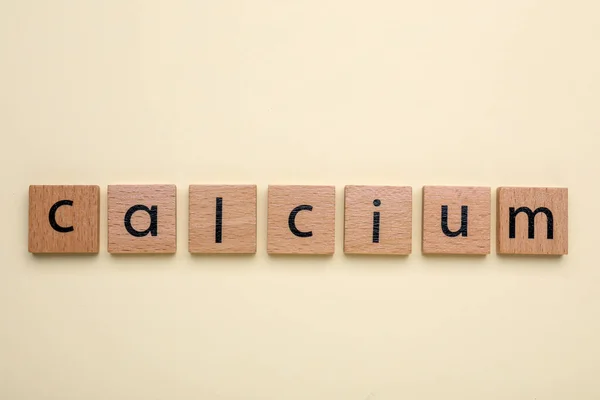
<box><xmin>422</xmin><ymin>186</ymin><xmax>491</xmax><ymax>255</ymax></box>
<box><xmin>267</xmin><ymin>185</ymin><xmax>335</xmax><ymax>255</ymax></box>
<box><xmin>189</xmin><ymin>185</ymin><xmax>257</xmax><ymax>254</ymax></box>
<box><xmin>108</xmin><ymin>184</ymin><xmax>177</xmax><ymax>254</ymax></box>
<box><xmin>344</xmin><ymin>185</ymin><xmax>412</xmax><ymax>255</ymax></box>
<box><xmin>28</xmin><ymin>185</ymin><xmax>100</xmax><ymax>254</ymax></box>
<box><xmin>497</xmin><ymin>187</ymin><xmax>568</xmax><ymax>255</ymax></box>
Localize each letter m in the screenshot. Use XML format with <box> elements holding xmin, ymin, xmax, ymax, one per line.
<box><xmin>509</xmin><ymin>207</ymin><xmax>554</xmax><ymax>239</ymax></box>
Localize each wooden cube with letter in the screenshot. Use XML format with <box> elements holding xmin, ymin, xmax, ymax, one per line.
<box><xmin>496</xmin><ymin>187</ymin><xmax>568</xmax><ymax>255</ymax></box>
<box><xmin>267</xmin><ymin>185</ymin><xmax>335</xmax><ymax>255</ymax></box>
<box><xmin>422</xmin><ymin>186</ymin><xmax>491</xmax><ymax>255</ymax></box>
<box><xmin>189</xmin><ymin>185</ymin><xmax>257</xmax><ymax>254</ymax></box>
<box><xmin>28</xmin><ymin>185</ymin><xmax>100</xmax><ymax>253</ymax></box>
<box><xmin>344</xmin><ymin>185</ymin><xmax>412</xmax><ymax>255</ymax></box>
<box><xmin>108</xmin><ymin>184</ymin><xmax>177</xmax><ymax>254</ymax></box>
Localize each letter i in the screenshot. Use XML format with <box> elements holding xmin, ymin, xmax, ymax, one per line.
<box><xmin>373</xmin><ymin>199</ymin><xmax>381</xmax><ymax>243</ymax></box>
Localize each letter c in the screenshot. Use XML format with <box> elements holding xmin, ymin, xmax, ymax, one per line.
<box><xmin>288</xmin><ymin>205</ymin><xmax>313</xmax><ymax>237</ymax></box>
<box><xmin>49</xmin><ymin>200</ymin><xmax>74</xmax><ymax>233</ymax></box>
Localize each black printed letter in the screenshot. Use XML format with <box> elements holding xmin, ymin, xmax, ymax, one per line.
<box><xmin>215</xmin><ymin>197</ymin><xmax>223</xmax><ymax>243</ymax></box>
<box><xmin>509</xmin><ymin>207</ymin><xmax>553</xmax><ymax>239</ymax></box>
<box><xmin>372</xmin><ymin>199</ymin><xmax>381</xmax><ymax>243</ymax></box>
<box><xmin>288</xmin><ymin>205</ymin><xmax>313</xmax><ymax>237</ymax></box>
<box><xmin>124</xmin><ymin>205</ymin><xmax>158</xmax><ymax>237</ymax></box>
<box><xmin>49</xmin><ymin>200</ymin><xmax>74</xmax><ymax>233</ymax></box>
<box><xmin>441</xmin><ymin>205</ymin><xmax>468</xmax><ymax>237</ymax></box>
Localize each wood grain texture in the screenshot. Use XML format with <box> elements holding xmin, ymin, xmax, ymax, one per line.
<box><xmin>497</xmin><ymin>187</ymin><xmax>568</xmax><ymax>255</ymax></box>
<box><xmin>422</xmin><ymin>186</ymin><xmax>491</xmax><ymax>255</ymax></box>
<box><xmin>344</xmin><ymin>185</ymin><xmax>412</xmax><ymax>255</ymax></box>
<box><xmin>189</xmin><ymin>185</ymin><xmax>257</xmax><ymax>254</ymax></box>
<box><xmin>108</xmin><ymin>184</ymin><xmax>177</xmax><ymax>254</ymax></box>
<box><xmin>28</xmin><ymin>185</ymin><xmax>100</xmax><ymax>253</ymax></box>
<box><xmin>267</xmin><ymin>185</ymin><xmax>335</xmax><ymax>255</ymax></box>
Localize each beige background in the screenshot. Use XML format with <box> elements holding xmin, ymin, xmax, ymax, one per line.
<box><xmin>1</xmin><ymin>1</ymin><xmax>599</xmax><ymax>399</ymax></box>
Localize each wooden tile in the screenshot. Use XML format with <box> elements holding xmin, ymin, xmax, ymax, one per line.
<box><xmin>267</xmin><ymin>185</ymin><xmax>335</xmax><ymax>255</ymax></box>
<box><xmin>29</xmin><ymin>185</ymin><xmax>100</xmax><ymax>253</ymax></box>
<box><xmin>108</xmin><ymin>184</ymin><xmax>177</xmax><ymax>254</ymax></box>
<box><xmin>344</xmin><ymin>186</ymin><xmax>412</xmax><ymax>255</ymax></box>
<box><xmin>497</xmin><ymin>187</ymin><xmax>568</xmax><ymax>255</ymax></box>
<box><xmin>422</xmin><ymin>186</ymin><xmax>492</xmax><ymax>255</ymax></box>
<box><xmin>189</xmin><ymin>185</ymin><xmax>257</xmax><ymax>254</ymax></box>
<box><xmin>422</xmin><ymin>186</ymin><xmax>491</xmax><ymax>255</ymax></box>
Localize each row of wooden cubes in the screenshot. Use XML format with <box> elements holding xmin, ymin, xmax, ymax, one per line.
<box><xmin>28</xmin><ymin>185</ymin><xmax>568</xmax><ymax>255</ymax></box>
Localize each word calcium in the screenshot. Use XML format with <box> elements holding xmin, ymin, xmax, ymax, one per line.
<box><xmin>28</xmin><ymin>184</ymin><xmax>568</xmax><ymax>256</ymax></box>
